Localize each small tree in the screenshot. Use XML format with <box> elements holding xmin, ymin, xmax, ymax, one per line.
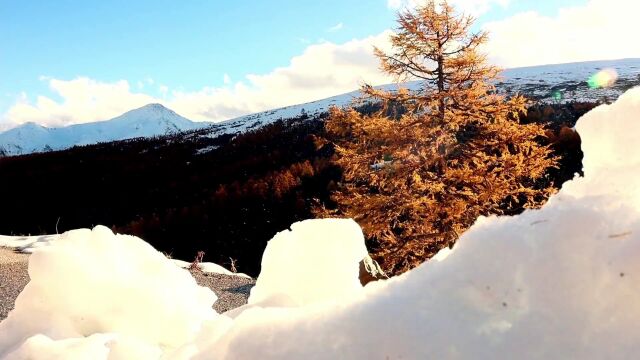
<box><xmin>322</xmin><ymin>0</ymin><xmax>557</xmax><ymax>274</ymax></box>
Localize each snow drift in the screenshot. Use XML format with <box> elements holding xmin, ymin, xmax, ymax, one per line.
<box><xmin>1</xmin><ymin>88</ymin><xmax>640</xmax><ymax>359</ymax></box>
<box><xmin>0</xmin><ymin>226</ymin><xmax>218</xmax><ymax>358</ymax></box>
<box><xmin>0</xmin><ymin>233</ymin><xmax>249</xmax><ymax>278</ymax></box>
<box><xmin>248</xmin><ymin>219</ymin><xmax>367</xmax><ymax>307</ymax></box>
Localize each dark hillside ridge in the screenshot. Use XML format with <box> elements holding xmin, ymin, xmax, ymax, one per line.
<box><xmin>0</xmin><ymin>104</ymin><xmax>585</xmax><ymax>275</ymax></box>
<box><xmin>0</xmin><ymin>113</ymin><xmax>338</xmax><ymax>274</ymax></box>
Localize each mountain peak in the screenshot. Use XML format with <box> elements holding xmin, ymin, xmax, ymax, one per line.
<box><xmin>8</xmin><ymin>121</ymin><xmax>48</xmax><ymax>133</ymax></box>
<box><xmin>128</xmin><ymin>103</ymin><xmax>175</xmax><ymax>115</ymax></box>
<box><xmin>19</xmin><ymin>121</ymin><xmax>46</xmax><ymax>129</ymax></box>
<box><xmin>0</xmin><ymin>103</ymin><xmax>203</xmax><ymax>156</ymax></box>
<box><xmin>112</xmin><ymin>103</ymin><xmax>189</xmax><ymax>124</ymax></box>
<box><xmin>139</xmin><ymin>103</ymin><xmax>169</xmax><ymax>110</ymax></box>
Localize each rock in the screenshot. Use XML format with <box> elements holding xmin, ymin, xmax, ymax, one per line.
<box><xmin>359</xmin><ymin>255</ymin><xmax>388</xmax><ymax>286</ymax></box>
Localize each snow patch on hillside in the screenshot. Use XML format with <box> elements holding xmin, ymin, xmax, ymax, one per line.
<box><xmin>0</xmin><ymin>88</ymin><xmax>639</xmax><ymax>359</ymax></box>
<box><xmin>201</xmin><ymin>58</ymin><xmax>640</xmax><ymax>139</ymax></box>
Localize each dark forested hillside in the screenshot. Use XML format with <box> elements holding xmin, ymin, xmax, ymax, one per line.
<box><xmin>0</xmin><ymin>114</ymin><xmax>340</xmax><ymax>275</ymax></box>
<box><xmin>0</xmin><ymin>103</ymin><xmax>589</xmax><ymax>276</ymax></box>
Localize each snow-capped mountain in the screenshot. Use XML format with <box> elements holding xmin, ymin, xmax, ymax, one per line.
<box><xmin>1</xmin><ymin>58</ymin><xmax>639</xmax><ymax>156</ymax></box>
<box><xmin>0</xmin><ymin>104</ymin><xmax>206</xmax><ymax>156</ymax></box>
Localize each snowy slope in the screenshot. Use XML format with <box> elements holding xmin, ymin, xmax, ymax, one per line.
<box><xmin>200</xmin><ymin>58</ymin><xmax>640</xmax><ymax>137</ymax></box>
<box><xmin>1</xmin><ymin>58</ymin><xmax>639</xmax><ymax>156</ymax></box>
<box><xmin>497</xmin><ymin>58</ymin><xmax>640</xmax><ymax>101</ymax></box>
<box><xmin>0</xmin><ymin>104</ymin><xmax>205</xmax><ymax>156</ymax></box>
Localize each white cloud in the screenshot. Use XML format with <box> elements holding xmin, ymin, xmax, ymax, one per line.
<box><xmin>223</xmin><ymin>73</ymin><xmax>232</xmax><ymax>85</ymax></box>
<box><xmin>388</xmin><ymin>0</ymin><xmax>640</xmax><ymax>68</ymax></box>
<box><xmin>1</xmin><ymin>32</ymin><xmax>393</xmax><ymax>127</ymax></box>
<box><xmin>483</xmin><ymin>0</ymin><xmax>640</xmax><ymax>68</ymax></box>
<box><xmin>2</xmin><ymin>0</ymin><xmax>636</xmax><ymax>129</ymax></box>
<box><xmin>387</xmin><ymin>0</ymin><xmax>403</xmax><ymax>9</ymax></box>
<box><xmin>158</xmin><ymin>85</ymin><xmax>169</xmax><ymax>97</ymax></box>
<box><xmin>327</xmin><ymin>22</ymin><xmax>344</xmax><ymax>32</ymax></box>
<box><xmin>3</xmin><ymin>78</ymin><xmax>157</xmax><ymax>128</ymax></box>
<box><xmin>387</xmin><ymin>0</ymin><xmax>510</xmax><ymax>16</ymax></box>
<box><xmin>168</xmin><ymin>32</ymin><xmax>393</xmax><ymax>121</ymax></box>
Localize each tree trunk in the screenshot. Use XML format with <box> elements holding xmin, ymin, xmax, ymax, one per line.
<box><xmin>437</xmin><ymin>56</ymin><xmax>445</xmax><ymax>122</ymax></box>
<box><xmin>436</xmin><ymin>36</ymin><xmax>446</xmax><ymax>123</ymax></box>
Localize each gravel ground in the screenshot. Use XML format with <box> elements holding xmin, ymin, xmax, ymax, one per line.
<box><xmin>0</xmin><ymin>248</ymin><xmax>30</xmax><ymax>321</ymax></box>
<box><xmin>0</xmin><ymin>247</ymin><xmax>255</xmax><ymax>321</ymax></box>
<box><xmin>190</xmin><ymin>270</ymin><xmax>256</xmax><ymax>313</ymax></box>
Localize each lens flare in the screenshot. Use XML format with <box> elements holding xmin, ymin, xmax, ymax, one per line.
<box><xmin>587</xmin><ymin>68</ymin><xmax>618</xmax><ymax>89</ymax></box>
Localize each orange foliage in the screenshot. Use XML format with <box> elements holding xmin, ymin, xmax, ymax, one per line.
<box><xmin>320</xmin><ymin>0</ymin><xmax>558</xmax><ymax>274</ymax></box>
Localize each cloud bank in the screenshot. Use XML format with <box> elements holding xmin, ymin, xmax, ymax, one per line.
<box><xmin>483</xmin><ymin>0</ymin><xmax>640</xmax><ymax>68</ymax></box>
<box><xmin>1</xmin><ymin>32</ymin><xmax>393</xmax><ymax>128</ymax></box>
<box><xmin>387</xmin><ymin>0</ymin><xmax>510</xmax><ymax>16</ymax></box>
<box><xmin>2</xmin><ymin>0</ymin><xmax>638</xmax><ymax>129</ymax></box>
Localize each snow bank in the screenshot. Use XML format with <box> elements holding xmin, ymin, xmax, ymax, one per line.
<box><xmin>0</xmin><ymin>227</ymin><xmax>218</xmax><ymax>358</ymax></box>
<box><xmin>248</xmin><ymin>219</ymin><xmax>367</xmax><ymax>307</ymax></box>
<box><xmin>0</xmin><ymin>234</ymin><xmax>59</xmax><ymax>253</ymax></box>
<box><xmin>2</xmin><ymin>87</ymin><xmax>640</xmax><ymax>359</ymax></box>
<box><xmin>0</xmin><ymin>233</ymin><xmax>246</xmax><ymax>278</ymax></box>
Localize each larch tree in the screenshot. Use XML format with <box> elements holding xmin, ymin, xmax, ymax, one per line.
<box><xmin>321</xmin><ymin>0</ymin><xmax>558</xmax><ymax>274</ymax></box>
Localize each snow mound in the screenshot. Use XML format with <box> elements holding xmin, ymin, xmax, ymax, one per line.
<box><xmin>0</xmin><ymin>226</ymin><xmax>218</xmax><ymax>358</ymax></box>
<box><xmin>0</xmin><ymin>234</ymin><xmax>58</xmax><ymax>253</ymax></box>
<box><xmin>0</xmin><ymin>233</ymin><xmax>247</xmax><ymax>278</ymax></box>
<box><xmin>248</xmin><ymin>218</ymin><xmax>367</xmax><ymax>307</ymax></box>
<box><xmin>2</xmin><ymin>87</ymin><xmax>640</xmax><ymax>359</ymax></box>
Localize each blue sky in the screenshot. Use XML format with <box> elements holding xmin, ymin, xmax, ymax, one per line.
<box><xmin>0</xmin><ymin>1</ymin><xmax>395</xmax><ymax>108</ymax></box>
<box><xmin>1</xmin><ymin>0</ymin><xmax>635</xmax><ymax>128</ymax></box>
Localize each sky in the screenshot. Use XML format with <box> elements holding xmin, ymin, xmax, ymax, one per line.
<box><xmin>0</xmin><ymin>0</ymin><xmax>638</xmax><ymax>129</ymax></box>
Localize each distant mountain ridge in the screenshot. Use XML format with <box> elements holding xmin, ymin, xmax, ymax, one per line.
<box><xmin>174</xmin><ymin>58</ymin><xmax>640</xmax><ymax>140</ymax></box>
<box><xmin>0</xmin><ymin>103</ymin><xmax>205</xmax><ymax>156</ymax></box>
<box><xmin>1</xmin><ymin>58</ymin><xmax>639</xmax><ymax>156</ymax></box>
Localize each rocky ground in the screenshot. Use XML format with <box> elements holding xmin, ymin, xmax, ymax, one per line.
<box><xmin>0</xmin><ymin>247</ymin><xmax>255</xmax><ymax>321</ymax></box>
<box><xmin>0</xmin><ymin>248</ymin><xmax>29</xmax><ymax>320</ymax></box>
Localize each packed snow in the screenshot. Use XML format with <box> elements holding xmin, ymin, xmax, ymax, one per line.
<box><xmin>0</xmin><ymin>233</ymin><xmax>248</xmax><ymax>278</ymax></box>
<box><xmin>0</xmin><ymin>226</ymin><xmax>218</xmax><ymax>359</ymax></box>
<box><xmin>0</xmin><ymin>234</ymin><xmax>59</xmax><ymax>253</ymax></box>
<box><xmin>1</xmin><ymin>87</ymin><xmax>640</xmax><ymax>358</ymax></box>
<box><xmin>247</xmin><ymin>219</ymin><xmax>367</xmax><ymax>307</ymax></box>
